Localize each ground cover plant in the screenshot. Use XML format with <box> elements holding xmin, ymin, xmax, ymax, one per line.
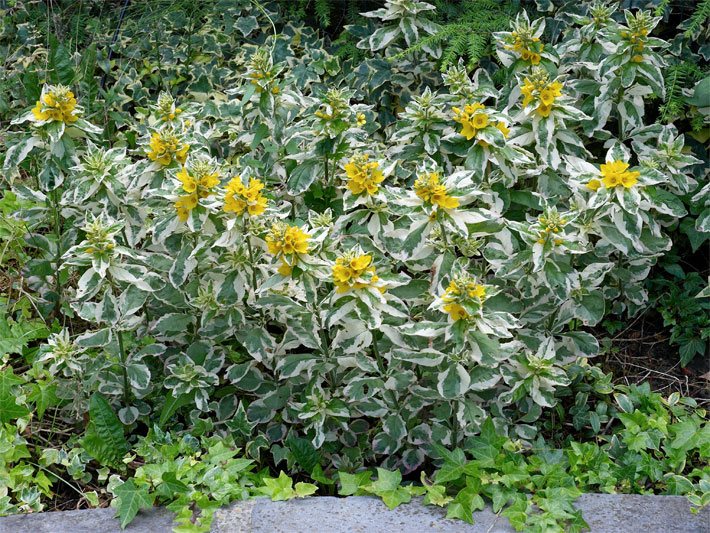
<box><xmin>0</xmin><ymin>0</ymin><xmax>708</xmax><ymax>531</ymax></box>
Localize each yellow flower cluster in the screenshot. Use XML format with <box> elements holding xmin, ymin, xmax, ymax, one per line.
<box><xmin>453</xmin><ymin>103</ymin><xmax>510</xmax><ymax>146</ymax></box>
<box><xmin>414</xmin><ymin>172</ymin><xmax>459</xmax><ymax>210</ymax></box>
<box><xmin>441</xmin><ymin>276</ymin><xmax>486</xmax><ymax>322</ymax></box>
<box><xmin>520</xmin><ymin>76</ymin><xmax>564</xmax><ymax>117</ymax></box>
<box><xmin>452</xmin><ymin>103</ymin><xmax>489</xmax><ymax>140</ymax></box>
<box><xmin>31</xmin><ymin>85</ymin><xmax>79</xmax><ymax>123</ymax></box>
<box><xmin>266</xmin><ymin>223</ymin><xmax>310</xmax><ymax>276</ymax></box>
<box><xmin>587</xmin><ymin>160</ymin><xmax>639</xmax><ymax>191</ymax></box>
<box><xmin>224</xmin><ymin>177</ymin><xmax>268</xmax><ymax>216</ymax></box>
<box><xmin>332</xmin><ymin>252</ymin><xmax>383</xmax><ymax>294</ymax></box>
<box><xmin>343</xmin><ymin>154</ymin><xmax>385</xmax><ymax>196</ymax></box>
<box><xmin>174</xmin><ymin>161</ymin><xmax>220</xmax><ymax>221</ymax></box>
<box><xmin>147</xmin><ymin>131</ymin><xmax>190</xmax><ymax>166</ymax></box>
<box><xmin>505</xmin><ymin>31</ymin><xmax>542</xmax><ymax>65</ymax></box>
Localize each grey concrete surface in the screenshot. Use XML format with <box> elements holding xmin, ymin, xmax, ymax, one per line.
<box><xmin>0</xmin><ymin>494</ymin><xmax>708</xmax><ymax>533</ymax></box>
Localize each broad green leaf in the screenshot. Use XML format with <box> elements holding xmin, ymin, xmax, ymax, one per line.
<box><xmin>113</xmin><ymin>479</ymin><xmax>154</xmax><ymax>529</ymax></box>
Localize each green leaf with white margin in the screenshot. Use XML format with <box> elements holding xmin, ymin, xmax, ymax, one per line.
<box><xmin>437</xmin><ymin>363</ymin><xmax>471</xmax><ymax>399</ymax></box>
<box><xmin>126</xmin><ymin>362</ymin><xmax>151</xmax><ymax>391</ymax></box>
<box><xmin>168</xmin><ymin>244</ymin><xmax>197</xmax><ymax>288</ymax></box>
<box><xmin>391</xmin><ymin>348</ymin><xmax>446</xmax><ymax>367</ymax></box>
<box><xmin>75</xmin><ymin>328</ymin><xmax>112</xmax><ymax>348</ymax></box>
<box><xmin>372</xmin><ymin>414</ymin><xmax>407</xmax><ymax>455</ymax></box>
<box><xmin>154</xmin><ymin>313</ymin><xmax>194</xmax><ymax>335</ymax></box>
<box><xmin>113</xmin><ymin>479</ymin><xmax>154</xmax><ymax>529</ymax></box>
<box><xmin>468</xmin><ymin>365</ymin><xmax>501</xmax><ymax>391</ymax></box>
<box><xmin>368</xmin><ymin>26</ymin><xmax>400</xmax><ymax>51</ymax></box>
<box><xmin>287</xmin><ymin>160</ymin><xmax>321</xmax><ymax>195</ymax></box>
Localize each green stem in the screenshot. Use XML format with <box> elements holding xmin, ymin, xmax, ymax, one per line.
<box><xmin>372</xmin><ymin>331</ymin><xmax>399</xmax><ymax>410</ymax></box>
<box><xmin>51</xmin><ymin>188</ymin><xmax>63</xmax><ymax>318</ymax></box>
<box><xmin>451</xmin><ymin>407</ymin><xmax>458</xmax><ymax>447</ymax></box>
<box><xmin>324</xmin><ymin>152</ymin><xmax>330</xmax><ymax>188</ymax></box>
<box><xmin>438</xmin><ymin>217</ymin><xmax>449</xmax><ymax>247</ymax></box>
<box><xmin>244</xmin><ymin>220</ymin><xmax>258</xmax><ymax>291</ymax></box>
<box><xmin>116</xmin><ymin>329</ymin><xmax>130</xmax><ymax>405</ymax></box>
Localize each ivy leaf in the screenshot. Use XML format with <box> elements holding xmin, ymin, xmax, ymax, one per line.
<box><xmin>294</xmin><ymin>482</ymin><xmax>318</xmax><ymax>497</ymax></box>
<box><xmin>311</xmin><ymin>463</ymin><xmax>336</xmax><ymax>486</ymax></box>
<box><xmin>113</xmin><ymin>479</ymin><xmax>154</xmax><ymax>529</ymax></box>
<box><xmin>364</xmin><ymin>468</ymin><xmax>412</xmax><ymax>509</ymax></box>
<box><xmin>27</xmin><ymin>380</ymin><xmax>59</xmax><ymax>420</ymax></box>
<box><xmin>287</xmin><ymin>436</ymin><xmax>319</xmax><ymax>474</ymax></box>
<box><xmin>338</xmin><ymin>470</ymin><xmax>372</xmax><ymax>496</ymax></box>
<box><xmin>258</xmin><ymin>471</ymin><xmax>292</xmax><ymax>500</ymax></box>
<box><xmin>0</xmin><ymin>367</ymin><xmax>30</xmax><ymax>423</ymax></box>
<box><xmin>445</xmin><ymin>488</ymin><xmax>483</xmax><ymax>524</ymax></box>
<box><xmin>434</xmin><ymin>446</ymin><xmax>468</xmax><ymax>484</ymax></box>
<box><xmin>161</xmin><ymin>472</ymin><xmax>189</xmax><ymax>496</ymax></box>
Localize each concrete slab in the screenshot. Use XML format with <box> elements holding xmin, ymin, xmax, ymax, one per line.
<box><xmin>0</xmin><ymin>494</ymin><xmax>707</xmax><ymax>533</ymax></box>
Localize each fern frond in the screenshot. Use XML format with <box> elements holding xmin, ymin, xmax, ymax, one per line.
<box><xmin>315</xmin><ymin>0</ymin><xmax>332</xmax><ymax>29</ymax></box>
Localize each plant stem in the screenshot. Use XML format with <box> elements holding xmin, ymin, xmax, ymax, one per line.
<box><xmin>116</xmin><ymin>329</ymin><xmax>130</xmax><ymax>405</ymax></box>
<box><xmin>324</xmin><ymin>152</ymin><xmax>330</xmax><ymax>187</ymax></box>
<box><xmin>372</xmin><ymin>330</ymin><xmax>399</xmax><ymax>410</ymax></box>
<box><xmin>51</xmin><ymin>188</ymin><xmax>63</xmax><ymax>318</ymax></box>
<box><xmin>451</xmin><ymin>407</ymin><xmax>458</xmax><ymax>447</ymax></box>
<box><xmin>438</xmin><ymin>217</ymin><xmax>449</xmax><ymax>247</ymax></box>
<box><xmin>244</xmin><ymin>220</ymin><xmax>258</xmax><ymax>291</ymax></box>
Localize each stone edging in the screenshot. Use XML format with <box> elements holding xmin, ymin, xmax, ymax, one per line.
<box><xmin>0</xmin><ymin>494</ymin><xmax>708</xmax><ymax>532</ymax></box>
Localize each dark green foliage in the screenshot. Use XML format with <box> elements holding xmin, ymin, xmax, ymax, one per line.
<box><xmin>648</xmin><ymin>268</ymin><xmax>709</xmax><ymax>367</ymax></box>
<box><xmin>395</xmin><ymin>0</ymin><xmax>518</xmax><ymax>70</ymax></box>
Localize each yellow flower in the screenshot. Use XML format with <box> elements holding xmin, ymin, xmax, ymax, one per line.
<box><xmin>586</xmin><ymin>179</ymin><xmax>602</xmax><ymax>191</ymax></box>
<box><xmin>472</xmin><ymin>113</ymin><xmax>489</xmax><ymax>129</ymax></box>
<box><xmin>537</xmin><ymin>104</ymin><xmax>552</xmax><ymax>117</ymax></box>
<box><xmin>147</xmin><ymin>131</ymin><xmax>190</xmax><ymax>167</ymax></box>
<box><xmin>452</xmin><ymin>103</ymin><xmax>488</xmax><ymax>141</ymax></box>
<box><xmin>414</xmin><ymin>172</ymin><xmax>459</xmax><ymax>210</ymax></box>
<box><xmin>332</xmin><ymin>251</ymin><xmax>384</xmax><ymax>293</ymax></box>
<box><xmin>443</xmin><ymin>303</ymin><xmax>468</xmax><ymax>321</ymax></box>
<box><xmin>600</xmin><ymin>160</ymin><xmax>640</xmax><ymax>189</ymax></box>
<box><xmin>343</xmin><ymin>154</ymin><xmax>385</xmax><ymax>196</ymax></box>
<box><xmin>356</xmin><ymin>113</ymin><xmax>367</xmax><ymax>127</ymax></box>
<box><xmin>175</xmin><ymin>194</ymin><xmax>198</xmax><ymax>222</ymax></box>
<box><xmin>266</xmin><ymin>223</ymin><xmax>310</xmax><ymax>275</ymax></box>
<box><xmin>539</xmin><ymin>88</ymin><xmax>556</xmax><ymax>106</ymax></box>
<box><xmin>31</xmin><ymin>85</ymin><xmax>79</xmax><ymax>123</ymax></box>
<box><xmin>495</xmin><ymin>121</ymin><xmax>510</xmax><ymax>138</ymax></box>
<box><xmin>521</xmin><ymin>79</ymin><xmax>536</xmax><ymax>107</ymax></box>
<box><xmin>530</xmin><ymin>53</ymin><xmax>541</xmax><ymax>65</ymax></box>
<box><xmin>441</xmin><ymin>276</ymin><xmax>486</xmax><ymax>322</ymax></box>
<box><xmin>176</xmin><ymin>160</ymin><xmax>220</xmax><ymax>202</ymax></box>
<box><xmin>520</xmin><ymin>76</ymin><xmax>563</xmax><ymax>117</ymax></box>
<box><xmin>177</xmin><ymin>167</ymin><xmax>197</xmax><ymax>193</ymax></box>
<box><xmin>224</xmin><ymin>177</ymin><xmax>268</xmax><ymax>216</ymax></box>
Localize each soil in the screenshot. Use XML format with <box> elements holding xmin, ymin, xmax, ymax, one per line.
<box><xmin>600</xmin><ymin>311</ymin><xmax>710</xmax><ymax>408</ymax></box>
